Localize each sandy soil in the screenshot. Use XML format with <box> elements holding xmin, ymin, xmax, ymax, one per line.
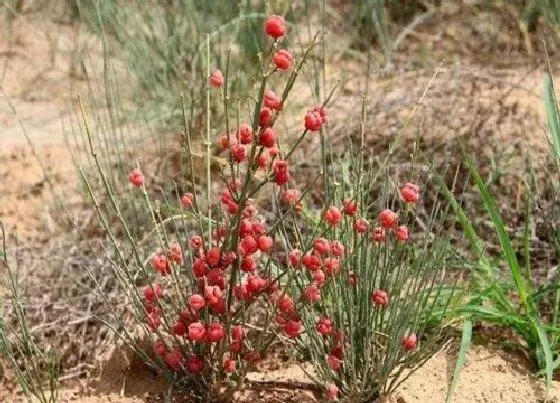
<box><xmin>11</xmin><ymin>342</ymin><xmax>553</xmax><ymax>402</ymax></box>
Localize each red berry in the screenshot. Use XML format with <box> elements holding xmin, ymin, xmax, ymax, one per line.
<box><xmin>151</xmin><ymin>254</ymin><xmax>170</xmax><ymax>276</ymax></box>
<box><xmin>153</xmin><ymin>340</ymin><xmax>167</xmax><ymax>357</ymax></box>
<box><xmin>209</xmin><ymin>69</ymin><xmax>224</xmax><ymax>88</ymax></box>
<box><xmin>264</xmin><ymin>15</ymin><xmax>286</xmax><ymax>38</ymax></box>
<box><xmin>239</xmin><ymin>123</ymin><xmax>253</xmax><ymax>145</ymax></box>
<box><xmin>327</xmin><ymin>384</ymin><xmax>340</xmax><ymax>400</ymax></box>
<box><xmin>264</xmin><ymin>89</ymin><xmax>282</xmax><ymax>110</ymax></box>
<box><xmin>173</xmin><ymin>321</ymin><xmax>186</xmax><ymax>336</ymax></box>
<box><xmin>128</xmin><ymin>168</ymin><xmax>144</xmax><ymax>187</ymax></box>
<box><xmin>401</xmin><ymin>182</ymin><xmax>420</xmax><ymax>204</ymax></box>
<box><xmin>207</xmin><ymin>322</ymin><xmax>225</xmax><ymax>343</ymax></box>
<box><xmin>325</xmin><ymin>206</ymin><xmax>342</xmax><ymax>226</ymax></box>
<box><xmin>379</xmin><ymin>209</ymin><xmax>398</xmax><ymax>229</ymax></box>
<box><xmin>188</xmin><ymin>322</ymin><xmax>206</xmax><ymax>342</ymax></box>
<box><xmin>259</xmin><ymin>107</ymin><xmax>273</xmax><ymax>127</ymax></box>
<box><xmin>144</xmin><ymin>283</ymin><xmax>163</xmax><ymax>302</ymax></box>
<box><xmin>272</xmin><ymin>49</ymin><xmax>293</xmax><ymax>71</ymax></box>
<box><xmin>283</xmin><ymin>320</ymin><xmax>301</xmax><ymax>338</ymax></box>
<box><xmin>180</xmin><ymin>192</ymin><xmax>194</xmax><ymax>209</ymax></box>
<box><xmin>186</xmin><ymin>355</ymin><xmax>205</xmax><ymax>373</ymax></box>
<box><xmin>302</xmin><ymin>253</ymin><xmax>322</xmax><ymax>271</ymax></box>
<box><xmin>205</xmin><ymin>247</ymin><xmax>221</xmax><ymax>267</ymax></box>
<box><xmin>259</xmin><ymin>127</ymin><xmax>277</xmax><ymax>148</ymax></box>
<box><xmin>371</xmin><ymin>289</ymin><xmax>389</xmax><ymax>307</ymax></box>
<box><xmin>328</xmin><ymin>354</ymin><xmax>341</xmax><ymax>371</ymax></box>
<box><xmin>316</xmin><ymin>317</ymin><xmax>333</xmax><ymax>336</ymax></box>
<box><xmin>257</xmin><ymin>235</ymin><xmax>273</xmax><ymax>252</ymax></box>
<box><xmin>165</xmin><ymin>349</ymin><xmax>183</xmax><ymax>370</ymax></box>
<box><xmin>188</xmin><ymin>294</ymin><xmax>205</xmax><ymax>311</ymax></box>
<box><xmin>313</xmin><ymin>238</ymin><xmax>330</xmax><ymax>256</ymax></box>
<box><xmin>396</xmin><ymin>225</ymin><xmax>409</xmax><ymax>241</ymax></box>
<box><xmin>353</xmin><ymin>218</ymin><xmax>369</xmax><ymax>234</ymax></box>
<box><xmin>303</xmin><ymin>284</ymin><xmax>321</xmax><ymax>302</ymax></box>
<box><xmin>224</xmin><ymin>357</ymin><xmax>236</xmax><ymax>373</ymax></box>
<box><xmin>343</xmin><ymin>198</ymin><xmax>358</xmax><ymax>215</ymax></box>
<box><xmin>231</xmin><ymin>144</ymin><xmax>247</xmax><ymax>163</ymax></box>
<box><xmin>402</xmin><ymin>333</ymin><xmax>417</xmax><ymax>350</ymax></box>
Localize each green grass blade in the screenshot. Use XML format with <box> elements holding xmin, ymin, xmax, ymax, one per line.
<box><xmin>463</xmin><ymin>151</ymin><xmax>533</xmax><ymax>312</ymax></box>
<box><xmin>446</xmin><ymin>319</ymin><xmax>472</xmax><ymax>403</ymax></box>
<box><xmin>544</xmin><ymin>74</ymin><xmax>560</xmax><ymax>163</ymax></box>
<box><xmin>531</xmin><ymin>316</ymin><xmax>553</xmax><ymax>397</ymax></box>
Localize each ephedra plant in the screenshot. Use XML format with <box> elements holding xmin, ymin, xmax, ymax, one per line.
<box><xmin>81</xmin><ymin>14</ymin><xmax>458</xmax><ymax>401</ymax></box>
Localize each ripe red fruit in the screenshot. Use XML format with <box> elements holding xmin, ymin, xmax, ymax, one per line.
<box><xmin>328</xmin><ymin>354</ymin><xmax>341</xmax><ymax>371</ymax></box>
<box><xmin>205</xmin><ymin>285</ymin><xmax>222</xmax><ymax>305</ymax></box>
<box><xmin>209</xmin><ymin>69</ymin><xmax>224</xmax><ymax>88</ymax></box>
<box><xmin>186</xmin><ymin>355</ymin><xmax>205</xmax><ymax>374</ymax></box>
<box><xmin>372</xmin><ymin>227</ymin><xmax>386</xmax><ymax>243</ymax></box>
<box><xmin>264</xmin><ymin>89</ymin><xmax>282</xmax><ymax>110</ymax></box>
<box><xmin>327</xmin><ymin>384</ymin><xmax>340</xmax><ymax>400</ymax></box>
<box><xmin>303</xmin><ymin>284</ymin><xmax>321</xmax><ymax>302</ymax></box>
<box><xmin>274</xmin><ymin>160</ymin><xmax>290</xmax><ymax>186</ymax></box>
<box><xmin>128</xmin><ymin>168</ymin><xmax>144</xmax><ymax>187</ymax></box>
<box><xmin>192</xmin><ymin>257</ymin><xmax>209</xmax><ymax>278</ymax></box>
<box><xmin>231</xmin><ymin>144</ymin><xmax>247</xmax><ymax>163</ymax></box>
<box><xmin>153</xmin><ymin>340</ymin><xmax>166</xmax><ymax>357</ymax></box>
<box><xmin>172</xmin><ymin>321</ymin><xmax>186</xmax><ymax>336</ymax></box>
<box><xmin>151</xmin><ymin>254</ymin><xmax>170</xmax><ymax>276</ymax></box>
<box><xmin>288</xmin><ymin>249</ymin><xmax>302</xmax><ymax>267</ymax></box>
<box><xmin>323</xmin><ymin>257</ymin><xmax>340</xmax><ymax>277</ymax></box>
<box><xmin>302</xmin><ymin>253</ymin><xmax>322</xmax><ymax>271</ymax></box>
<box><xmin>205</xmin><ymin>247</ymin><xmax>221</xmax><ymax>267</ymax></box>
<box><xmin>277</xmin><ymin>295</ymin><xmax>295</xmax><ymax>314</ymax></box>
<box><xmin>402</xmin><ymin>333</ymin><xmax>417</xmax><ymax>350</ymax></box>
<box><xmin>224</xmin><ymin>357</ymin><xmax>236</xmax><ymax>373</ymax></box>
<box><xmin>167</xmin><ymin>242</ymin><xmax>183</xmax><ymax>264</ymax></box>
<box><xmin>401</xmin><ymin>182</ymin><xmax>420</xmax><ymax>204</ymax></box>
<box><xmin>226</xmin><ymin>201</ymin><xmax>238</xmax><ymax>214</ymax></box>
<box><xmin>282</xmin><ymin>189</ymin><xmax>300</xmax><ymax>204</ymax></box>
<box><xmin>180</xmin><ymin>192</ymin><xmax>194</xmax><ymax>209</ymax></box>
<box><xmin>252</xmin><ymin>221</ymin><xmax>267</xmax><ymax>235</ymax></box>
<box><xmin>379</xmin><ymin>209</ymin><xmax>398</xmax><ymax>229</ymax></box>
<box><xmin>241</xmin><ymin>254</ymin><xmax>257</xmax><ymax>273</ymax></box>
<box><xmin>190</xmin><ymin>235</ymin><xmax>203</xmax><ymax>250</ymax></box>
<box><xmin>343</xmin><ymin>198</ymin><xmax>358</xmax><ymax>216</ymax></box>
<box><xmin>256</xmin><ymin>152</ymin><xmax>269</xmax><ymax>168</ymax></box>
<box><xmin>316</xmin><ymin>317</ymin><xmax>333</xmax><ymax>336</ymax></box>
<box><xmin>207</xmin><ymin>322</ymin><xmax>225</xmax><ymax>342</ymax></box>
<box><xmin>304</xmin><ymin>106</ymin><xmax>328</xmax><ymax>132</ymax></box>
<box><xmin>313</xmin><ymin>269</ymin><xmax>326</xmax><ymax>286</ymax></box>
<box><xmin>371</xmin><ymin>289</ymin><xmax>389</xmax><ymax>307</ymax></box>
<box><xmin>353</xmin><ymin>218</ymin><xmax>369</xmax><ymax>233</ymax></box>
<box><xmin>259</xmin><ymin>107</ymin><xmax>273</xmax><ymax>127</ymax></box>
<box><xmin>188</xmin><ymin>294</ymin><xmax>205</xmax><ymax>311</ymax></box>
<box><xmin>219</xmin><ymin>135</ymin><xmax>231</xmax><ymax>150</ymax></box>
<box><xmin>208</xmin><ymin>269</ymin><xmax>225</xmax><ymax>289</ymax></box>
<box><xmin>144</xmin><ymin>283</ymin><xmax>163</xmax><ymax>302</ymax></box>
<box><xmin>165</xmin><ymin>349</ymin><xmax>183</xmax><ymax>370</ymax></box>
<box><xmin>396</xmin><ymin>225</ymin><xmax>409</xmax><ymax>241</ymax></box>
<box><xmin>272</xmin><ymin>49</ymin><xmax>293</xmax><ymax>71</ymax></box>
<box><xmin>257</xmin><ymin>235</ymin><xmax>274</xmax><ymax>252</ymax></box>
<box><xmin>259</xmin><ymin>127</ymin><xmax>277</xmax><ymax>148</ymax></box>
<box><xmin>330</xmin><ymin>240</ymin><xmax>345</xmax><ymax>257</ymax></box>
<box><xmin>313</xmin><ymin>237</ymin><xmax>330</xmax><ymax>255</ymax></box>
<box><xmin>239</xmin><ymin>123</ymin><xmax>253</xmax><ymax>145</ymax></box>
<box><xmin>188</xmin><ymin>322</ymin><xmax>206</xmax><ymax>342</ymax></box>
<box><xmin>240</xmin><ymin>235</ymin><xmax>258</xmax><ymax>255</ymax></box>
<box><xmin>264</xmin><ymin>15</ymin><xmax>286</xmax><ymax>38</ymax></box>
<box><xmin>283</xmin><ymin>320</ymin><xmax>301</xmax><ymax>338</ymax></box>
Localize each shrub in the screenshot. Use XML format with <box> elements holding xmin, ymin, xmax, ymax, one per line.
<box><xmin>81</xmin><ymin>13</ymin><xmax>457</xmax><ymax>401</ymax></box>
